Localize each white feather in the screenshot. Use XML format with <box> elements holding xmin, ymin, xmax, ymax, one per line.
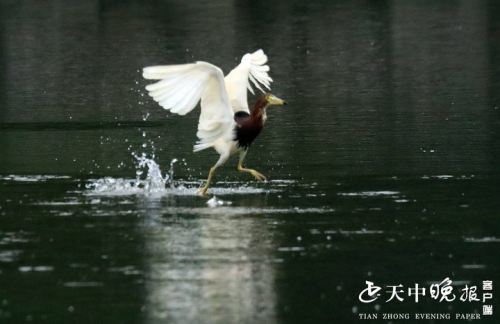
<box><xmin>224</xmin><ymin>49</ymin><xmax>273</xmax><ymax>114</ymax></box>
<box><xmin>143</xmin><ymin>61</ymin><xmax>234</xmax><ymax>152</ymax></box>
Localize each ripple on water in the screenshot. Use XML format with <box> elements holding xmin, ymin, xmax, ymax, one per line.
<box><xmin>0</xmin><ymin>232</ymin><xmax>31</xmax><ymax>245</ymax></box>
<box><xmin>461</xmin><ymin>264</ymin><xmax>486</xmax><ymax>270</ymax></box>
<box><xmin>338</xmin><ymin>191</ymin><xmax>400</xmax><ymax>197</ymax></box>
<box><xmin>464</xmin><ymin>237</ymin><xmax>500</xmax><ymax>243</ymax></box>
<box><xmin>63</xmin><ymin>282</ymin><xmax>103</xmax><ymax>288</ymax></box>
<box><xmin>156</xmin><ymin>206</ymin><xmax>334</xmax><ymax>216</ymax></box>
<box><xmin>0</xmin><ymin>175</ymin><xmax>72</xmax><ymax>182</ymax></box>
<box><xmin>277</xmin><ymin>247</ymin><xmax>305</xmax><ymax>252</ymax></box>
<box><xmin>31</xmin><ymin>200</ymin><xmax>82</xmax><ymax>206</ymax></box>
<box><xmin>420</xmin><ymin>174</ymin><xmax>477</xmax><ymax>180</ymax></box>
<box><xmin>0</xmin><ymin>250</ymin><xmax>22</xmax><ymax>263</ymax></box>
<box><xmin>19</xmin><ymin>266</ymin><xmax>54</xmax><ymax>272</ymax></box>
<box><xmin>324</xmin><ymin>229</ymin><xmax>384</xmax><ymax>235</ymax></box>
<box><xmin>421</xmin><ymin>175</ymin><xmax>454</xmax><ymax>180</ymax></box>
<box><xmin>0</xmin><ymin>232</ymin><xmax>30</xmax><ymax>263</ymax></box>
<box><xmin>108</xmin><ymin>266</ymin><xmax>142</xmax><ymax>276</ymax></box>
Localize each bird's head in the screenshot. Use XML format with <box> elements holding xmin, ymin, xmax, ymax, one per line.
<box><xmin>264</xmin><ymin>93</ymin><xmax>287</xmax><ymax>107</ymax></box>
<box><xmin>252</xmin><ymin>93</ymin><xmax>287</xmax><ymax>118</ymax></box>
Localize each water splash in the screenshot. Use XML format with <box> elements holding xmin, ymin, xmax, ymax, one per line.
<box><xmin>134</xmin><ymin>153</ymin><xmax>168</xmax><ymax>192</ymax></box>
<box><xmin>85</xmin><ymin>145</ymin><xmax>289</xmax><ymax>197</ymax></box>
<box><xmin>206</xmin><ymin>196</ymin><xmax>232</xmax><ymax>207</ymax></box>
<box><xmin>169</xmin><ymin>158</ymin><xmax>178</xmax><ymax>189</ymax></box>
<box><xmin>86</xmin><ymin>154</ymin><xmax>172</xmax><ymax>196</ymax></box>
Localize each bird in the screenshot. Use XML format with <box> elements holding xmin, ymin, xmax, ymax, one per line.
<box><xmin>142</xmin><ymin>49</ymin><xmax>286</xmax><ymax>196</ymax></box>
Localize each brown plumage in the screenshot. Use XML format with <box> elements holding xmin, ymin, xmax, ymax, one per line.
<box><xmin>234</xmin><ymin>95</ymin><xmax>269</xmax><ymax>149</ymax></box>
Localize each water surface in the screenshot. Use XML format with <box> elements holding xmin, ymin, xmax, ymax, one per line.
<box><xmin>0</xmin><ymin>1</ymin><xmax>499</xmax><ymax>323</ymax></box>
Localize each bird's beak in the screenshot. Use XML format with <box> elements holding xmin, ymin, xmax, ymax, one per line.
<box><xmin>268</xmin><ymin>94</ymin><xmax>287</xmax><ymax>106</ymax></box>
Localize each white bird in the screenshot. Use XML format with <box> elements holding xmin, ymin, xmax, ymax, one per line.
<box><xmin>143</xmin><ymin>49</ymin><xmax>286</xmax><ymax>195</ymax></box>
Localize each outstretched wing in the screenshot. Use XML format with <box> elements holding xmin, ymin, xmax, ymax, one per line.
<box><xmin>224</xmin><ymin>49</ymin><xmax>273</xmax><ymax>114</ymax></box>
<box><xmin>143</xmin><ymin>61</ymin><xmax>234</xmax><ymax>152</ymax></box>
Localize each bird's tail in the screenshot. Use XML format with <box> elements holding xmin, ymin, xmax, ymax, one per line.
<box><xmin>193</xmin><ymin>142</ymin><xmax>214</xmax><ymax>153</ymax></box>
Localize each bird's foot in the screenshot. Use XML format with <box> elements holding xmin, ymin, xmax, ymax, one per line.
<box><xmin>249</xmin><ymin>170</ymin><xmax>267</xmax><ymax>181</ymax></box>
<box><xmin>197</xmin><ymin>186</ymin><xmax>209</xmax><ymax>196</ymax></box>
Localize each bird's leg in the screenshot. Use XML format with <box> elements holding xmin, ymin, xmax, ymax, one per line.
<box><xmin>237</xmin><ymin>150</ymin><xmax>267</xmax><ymax>181</ymax></box>
<box><xmin>197</xmin><ymin>152</ymin><xmax>229</xmax><ymax>196</ymax></box>
<box><xmin>198</xmin><ymin>166</ymin><xmax>216</xmax><ymax>196</ymax></box>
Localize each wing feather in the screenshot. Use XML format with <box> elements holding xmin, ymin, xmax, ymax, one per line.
<box><xmin>223</xmin><ymin>49</ymin><xmax>273</xmax><ymax>113</ymax></box>
<box><xmin>142</xmin><ymin>61</ymin><xmax>234</xmax><ymax>152</ymax></box>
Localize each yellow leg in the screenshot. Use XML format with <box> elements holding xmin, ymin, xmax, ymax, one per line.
<box><xmin>237</xmin><ymin>151</ymin><xmax>267</xmax><ymax>181</ymax></box>
<box><xmin>198</xmin><ymin>166</ymin><xmax>216</xmax><ymax>196</ymax></box>
<box><xmin>197</xmin><ymin>152</ymin><xmax>230</xmax><ymax>196</ymax></box>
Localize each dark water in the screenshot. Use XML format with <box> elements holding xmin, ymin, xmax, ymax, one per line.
<box><xmin>1</xmin><ymin>1</ymin><xmax>500</xmax><ymax>323</ymax></box>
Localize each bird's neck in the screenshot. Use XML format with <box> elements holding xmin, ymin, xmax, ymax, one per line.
<box><xmin>251</xmin><ymin>97</ymin><xmax>269</xmax><ymax>123</ymax></box>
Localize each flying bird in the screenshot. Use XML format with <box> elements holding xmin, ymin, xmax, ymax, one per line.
<box><xmin>142</xmin><ymin>49</ymin><xmax>286</xmax><ymax>195</ymax></box>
